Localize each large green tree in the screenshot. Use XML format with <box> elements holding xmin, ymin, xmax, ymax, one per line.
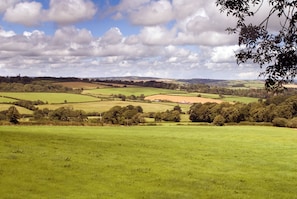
<box><xmin>216</xmin><ymin>0</ymin><xmax>297</xmax><ymax>91</ymax></box>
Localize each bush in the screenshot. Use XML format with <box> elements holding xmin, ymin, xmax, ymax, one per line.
<box><xmin>287</xmin><ymin>117</ymin><xmax>297</xmax><ymax>128</ymax></box>
<box><xmin>272</xmin><ymin>117</ymin><xmax>288</xmax><ymax>127</ymax></box>
<box><xmin>213</xmin><ymin>115</ymin><xmax>225</xmax><ymax>126</ymax></box>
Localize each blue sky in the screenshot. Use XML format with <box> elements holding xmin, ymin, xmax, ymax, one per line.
<box><xmin>0</xmin><ymin>0</ymin><xmax>262</xmax><ymax>79</ymax></box>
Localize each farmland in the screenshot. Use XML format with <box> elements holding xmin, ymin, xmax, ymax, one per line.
<box><xmin>1</xmin><ymin>125</ymin><xmax>297</xmax><ymax>198</ymax></box>
<box><xmin>37</xmin><ymin>100</ymin><xmax>190</xmax><ymax>114</ymax></box>
<box><xmin>2</xmin><ymin>77</ymin><xmax>297</xmax><ymax>126</ymax></box>
<box><xmin>0</xmin><ymin>92</ymin><xmax>99</xmax><ymax>104</ymax></box>
<box><xmin>0</xmin><ymin>83</ymin><xmax>260</xmax><ymax>119</ymax></box>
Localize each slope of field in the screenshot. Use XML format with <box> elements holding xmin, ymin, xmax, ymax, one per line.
<box><xmin>0</xmin><ymin>126</ymin><xmax>296</xmax><ymax>198</ymax></box>
<box><xmin>145</xmin><ymin>94</ymin><xmax>224</xmax><ymax>104</ymax></box>
<box><xmin>0</xmin><ymin>92</ymin><xmax>99</xmax><ymax>104</ymax></box>
<box><xmin>0</xmin><ymin>104</ymin><xmax>33</xmax><ymax>114</ymax></box>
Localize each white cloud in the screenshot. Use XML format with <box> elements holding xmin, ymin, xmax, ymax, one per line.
<box><xmin>3</xmin><ymin>1</ymin><xmax>43</xmax><ymax>26</ymax></box>
<box><xmin>0</xmin><ymin>28</ymin><xmax>16</xmax><ymax>37</ymax></box>
<box><xmin>0</xmin><ymin>0</ymin><xmax>19</xmax><ymax>13</ymax></box>
<box><xmin>46</xmin><ymin>0</ymin><xmax>97</xmax><ymax>25</ymax></box>
<box><xmin>128</xmin><ymin>0</ymin><xmax>174</xmax><ymax>26</ymax></box>
<box><xmin>100</xmin><ymin>27</ymin><xmax>123</xmax><ymax>45</ymax></box>
<box><xmin>0</xmin><ymin>0</ymin><xmax>263</xmax><ymax>79</ymax></box>
<box><xmin>237</xmin><ymin>71</ymin><xmax>260</xmax><ymax>79</ymax></box>
<box><xmin>139</xmin><ymin>26</ymin><xmax>175</xmax><ymax>45</ymax></box>
<box><xmin>211</xmin><ymin>45</ymin><xmax>238</xmax><ymax>63</ymax></box>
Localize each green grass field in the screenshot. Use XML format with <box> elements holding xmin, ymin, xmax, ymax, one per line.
<box><xmin>0</xmin><ymin>96</ymin><xmax>17</xmax><ymax>103</ymax></box>
<box><xmin>0</xmin><ymin>104</ymin><xmax>33</xmax><ymax>115</ymax></box>
<box><xmin>0</xmin><ymin>92</ymin><xmax>99</xmax><ymax>104</ymax></box>
<box><xmin>82</xmin><ymin>87</ymin><xmax>187</xmax><ymax>96</ymax></box>
<box><xmin>1</xmin><ymin>125</ymin><xmax>297</xmax><ymax>198</ymax></box>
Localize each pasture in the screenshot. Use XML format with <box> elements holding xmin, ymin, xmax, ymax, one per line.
<box><xmin>1</xmin><ymin>125</ymin><xmax>297</xmax><ymax>198</ymax></box>
<box><xmin>0</xmin><ymin>92</ymin><xmax>99</xmax><ymax>104</ymax></box>
<box><xmin>37</xmin><ymin>101</ymin><xmax>191</xmax><ymax>113</ymax></box>
<box><xmin>0</xmin><ymin>104</ymin><xmax>33</xmax><ymax>115</ymax></box>
<box><xmin>82</xmin><ymin>87</ymin><xmax>186</xmax><ymax>97</ymax></box>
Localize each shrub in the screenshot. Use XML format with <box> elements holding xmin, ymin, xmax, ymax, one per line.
<box><xmin>272</xmin><ymin>117</ymin><xmax>288</xmax><ymax>127</ymax></box>
<box><xmin>213</xmin><ymin>115</ymin><xmax>225</xmax><ymax>126</ymax></box>
<box><xmin>287</xmin><ymin>117</ymin><xmax>297</xmax><ymax>128</ymax></box>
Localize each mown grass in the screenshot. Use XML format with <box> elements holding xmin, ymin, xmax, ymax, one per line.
<box><xmin>0</xmin><ymin>92</ymin><xmax>99</xmax><ymax>104</ymax></box>
<box><xmin>1</xmin><ymin>125</ymin><xmax>297</xmax><ymax>198</ymax></box>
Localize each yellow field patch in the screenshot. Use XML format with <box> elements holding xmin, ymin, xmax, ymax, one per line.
<box><xmin>145</xmin><ymin>94</ymin><xmax>223</xmax><ymax>104</ymax></box>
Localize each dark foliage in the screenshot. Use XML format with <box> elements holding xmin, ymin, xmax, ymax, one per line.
<box><xmin>216</xmin><ymin>0</ymin><xmax>297</xmax><ymax>91</ymax></box>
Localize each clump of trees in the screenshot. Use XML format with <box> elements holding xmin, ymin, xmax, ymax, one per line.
<box><xmin>0</xmin><ymin>106</ymin><xmax>21</xmax><ymax>124</ymax></box>
<box><xmin>112</xmin><ymin>94</ymin><xmax>145</xmax><ymax>101</ymax></box>
<box><xmin>33</xmin><ymin>107</ymin><xmax>88</xmax><ymax>123</ymax></box>
<box><xmin>102</xmin><ymin>105</ymin><xmax>145</xmax><ymax>125</ymax></box>
<box><xmin>189</xmin><ymin>95</ymin><xmax>297</xmax><ymax>127</ymax></box>
<box><xmin>154</xmin><ymin>106</ymin><xmax>182</xmax><ymax>122</ymax></box>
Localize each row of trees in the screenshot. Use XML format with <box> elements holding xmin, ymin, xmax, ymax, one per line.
<box><xmin>189</xmin><ymin>95</ymin><xmax>297</xmax><ymax>126</ymax></box>
<box><xmin>0</xmin><ymin>82</ymin><xmax>75</xmax><ymax>92</ymax></box>
<box><xmin>0</xmin><ymin>104</ymin><xmax>183</xmax><ymax>125</ymax></box>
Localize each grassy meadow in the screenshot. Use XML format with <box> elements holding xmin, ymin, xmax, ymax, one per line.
<box><xmin>1</xmin><ymin>125</ymin><xmax>297</xmax><ymax>198</ymax></box>
<box><xmin>82</xmin><ymin>87</ymin><xmax>187</xmax><ymax>97</ymax></box>
<box><xmin>37</xmin><ymin>101</ymin><xmax>191</xmax><ymax>113</ymax></box>
<box><xmin>0</xmin><ymin>92</ymin><xmax>99</xmax><ymax>104</ymax></box>
<box><xmin>0</xmin><ymin>104</ymin><xmax>33</xmax><ymax>115</ymax></box>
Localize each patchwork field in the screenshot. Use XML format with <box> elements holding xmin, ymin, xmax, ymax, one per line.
<box><xmin>1</xmin><ymin>125</ymin><xmax>297</xmax><ymax>199</ymax></box>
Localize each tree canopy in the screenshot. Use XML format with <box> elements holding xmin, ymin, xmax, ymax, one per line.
<box><xmin>216</xmin><ymin>0</ymin><xmax>297</xmax><ymax>91</ymax></box>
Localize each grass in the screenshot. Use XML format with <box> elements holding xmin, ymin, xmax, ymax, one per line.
<box><xmin>0</xmin><ymin>125</ymin><xmax>297</xmax><ymax>198</ymax></box>
<box><xmin>0</xmin><ymin>92</ymin><xmax>99</xmax><ymax>104</ymax></box>
<box><xmin>0</xmin><ymin>104</ymin><xmax>33</xmax><ymax>115</ymax></box>
<box><xmin>38</xmin><ymin>100</ymin><xmax>191</xmax><ymax>113</ymax></box>
<box><xmin>82</xmin><ymin>87</ymin><xmax>186</xmax><ymax>97</ymax></box>
<box><xmin>174</xmin><ymin>93</ymin><xmax>259</xmax><ymax>103</ymax></box>
<box><xmin>0</xmin><ymin>96</ymin><xmax>17</xmax><ymax>103</ymax></box>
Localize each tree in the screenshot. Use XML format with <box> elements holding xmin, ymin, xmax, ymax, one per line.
<box><xmin>6</xmin><ymin>106</ymin><xmax>20</xmax><ymax>124</ymax></box>
<box><xmin>216</xmin><ymin>0</ymin><xmax>297</xmax><ymax>91</ymax></box>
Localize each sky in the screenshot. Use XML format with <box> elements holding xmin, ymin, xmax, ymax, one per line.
<box><xmin>0</xmin><ymin>0</ymin><xmax>264</xmax><ymax>79</ymax></box>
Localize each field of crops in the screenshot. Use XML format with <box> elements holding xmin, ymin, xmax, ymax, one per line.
<box><xmin>1</xmin><ymin>125</ymin><xmax>296</xmax><ymax>198</ymax></box>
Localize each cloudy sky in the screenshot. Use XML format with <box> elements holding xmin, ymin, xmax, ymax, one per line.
<box><xmin>0</xmin><ymin>0</ymin><xmax>263</xmax><ymax>79</ymax></box>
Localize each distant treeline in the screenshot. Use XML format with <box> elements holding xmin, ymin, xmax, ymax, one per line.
<box><xmin>1</xmin><ymin>76</ymin><xmax>297</xmax><ymax>99</ymax></box>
